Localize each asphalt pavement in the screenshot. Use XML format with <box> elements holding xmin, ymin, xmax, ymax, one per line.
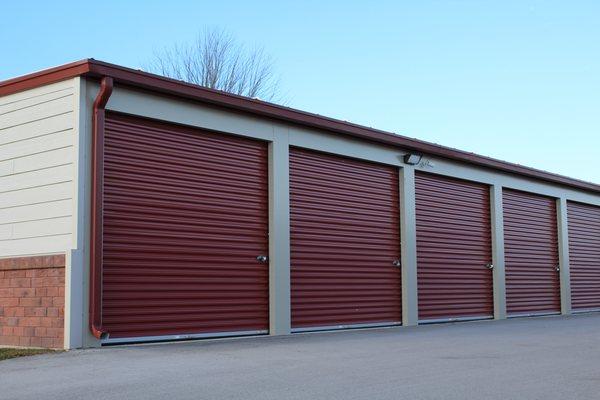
<box><xmin>1</xmin><ymin>313</ymin><xmax>600</xmax><ymax>400</ymax></box>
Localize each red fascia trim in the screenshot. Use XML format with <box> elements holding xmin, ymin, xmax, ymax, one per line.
<box><xmin>0</xmin><ymin>59</ymin><xmax>91</xmax><ymax>97</ymax></box>
<box><xmin>89</xmin><ymin>76</ymin><xmax>113</xmax><ymax>340</ymax></box>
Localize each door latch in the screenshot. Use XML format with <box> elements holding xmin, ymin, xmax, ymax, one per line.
<box><xmin>392</xmin><ymin>260</ymin><xmax>402</xmax><ymax>267</ymax></box>
<box><xmin>485</xmin><ymin>263</ymin><xmax>494</xmax><ymax>270</ymax></box>
<box><xmin>256</xmin><ymin>255</ymin><xmax>269</xmax><ymax>263</ymax></box>
<box><xmin>555</xmin><ymin>264</ymin><xmax>560</xmax><ymax>272</ymax></box>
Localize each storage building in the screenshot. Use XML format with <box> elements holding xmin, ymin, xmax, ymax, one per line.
<box><xmin>1</xmin><ymin>60</ymin><xmax>599</xmax><ymax>349</ymax></box>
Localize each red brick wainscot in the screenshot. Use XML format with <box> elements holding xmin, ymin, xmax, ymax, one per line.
<box><xmin>0</xmin><ymin>255</ymin><xmax>65</xmax><ymax>349</ymax></box>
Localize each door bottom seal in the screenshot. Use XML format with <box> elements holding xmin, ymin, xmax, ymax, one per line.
<box><xmin>292</xmin><ymin>321</ymin><xmax>402</xmax><ymax>333</ymax></box>
<box><xmin>101</xmin><ymin>330</ymin><xmax>268</xmax><ymax>345</ymax></box>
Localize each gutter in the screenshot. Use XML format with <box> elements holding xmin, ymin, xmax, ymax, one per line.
<box><xmin>89</xmin><ymin>76</ymin><xmax>113</xmax><ymax>339</ymax></box>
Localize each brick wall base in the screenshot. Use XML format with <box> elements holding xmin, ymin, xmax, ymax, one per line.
<box><xmin>0</xmin><ymin>255</ymin><xmax>65</xmax><ymax>349</ymax></box>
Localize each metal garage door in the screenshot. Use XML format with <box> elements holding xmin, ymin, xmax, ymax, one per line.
<box><xmin>290</xmin><ymin>148</ymin><xmax>401</xmax><ymax>330</ymax></box>
<box><xmin>415</xmin><ymin>172</ymin><xmax>493</xmax><ymax>321</ymax></box>
<box><xmin>503</xmin><ymin>189</ymin><xmax>560</xmax><ymax>316</ymax></box>
<box><xmin>101</xmin><ymin>113</ymin><xmax>269</xmax><ymax>340</ymax></box>
<box><xmin>568</xmin><ymin>201</ymin><xmax>600</xmax><ymax>311</ymax></box>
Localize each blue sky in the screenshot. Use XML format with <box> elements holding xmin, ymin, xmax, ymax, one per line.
<box><xmin>2</xmin><ymin>1</ymin><xmax>599</xmax><ymax>183</ymax></box>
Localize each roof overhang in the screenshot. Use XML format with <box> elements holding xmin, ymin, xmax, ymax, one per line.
<box><xmin>2</xmin><ymin>58</ymin><xmax>599</xmax><ymax>194</ymax></box>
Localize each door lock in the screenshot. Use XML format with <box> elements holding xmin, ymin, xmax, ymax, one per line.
<box><xmin>256</xmin><ymin>255</ymin><xmax>269</xmax><ymax>263</ymax></box>
<box><xmin>485</xmin><ymin>263</ymin><xmax>494</xmax><ymax>270</ymax></box>
<box><xmin>392</xmin><ymin>260</ymin><xmax>402</xmax><ymax>267</ymax></box>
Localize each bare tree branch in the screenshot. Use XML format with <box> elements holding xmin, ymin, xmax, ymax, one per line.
<box><xmin>147</xmin><ymin>28</ymin><xmax>283</xmax><ymax>102</ymax></box>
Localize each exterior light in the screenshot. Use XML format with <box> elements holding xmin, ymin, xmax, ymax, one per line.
<box><xmin>403</xmin><ymin>153</ymin><xmax>422</xmax><ymax>165</ymax></box>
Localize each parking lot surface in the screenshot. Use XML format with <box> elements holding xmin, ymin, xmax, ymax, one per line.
<box><xmin>1</xmin><ymin>313</ymin><xmax>600</xmax><ymax>400</ymax></box>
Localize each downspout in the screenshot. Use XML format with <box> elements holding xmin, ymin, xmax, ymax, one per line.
<box><xmin>90</xmin><ymin>77</ymin><xmax>113</xmax><ymax>339</ymax></box>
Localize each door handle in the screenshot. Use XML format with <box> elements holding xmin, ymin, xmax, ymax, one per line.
<box><xmin>256</xmin><ymin>255</ymin><xmax>269</xmax><ymax>263</ymax></box>
<box><xmin>485</xmin><ymin>263</ymin><xmax>494</xmax><ymax>270</ymax></box>
<box><xmin>392</xmin><ymin>260</ymin><xmax>401</xmax><ymax>267</ymax></box>
<box><xmin>555</xmin><ymin>265</ymin><xmax>560</xmax><ymax>272</ymax></box>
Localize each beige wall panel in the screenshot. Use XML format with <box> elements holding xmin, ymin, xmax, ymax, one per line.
<box><xmin>0</xmin><ymin>112</ymin><xmax>73</xmax><ymax>146</ymax></box>
<box><xmin>0</xmin><ymin>80</ymin><xmax>74</xmax><ymax>106</ymax></box>
<box><xmin>0</xmin><ymin>146</ymin><xmax>72</xmax><ymax>176</ymax></box>
<box><xmin>0</xmin><ymin>95</ymin><xmax>73</xmax><ymax>129</ymax></box>
<box><xmin>0</xmin><ymin>181</ymin><xmax>72</xmax><ymax>209</ymax></box>
<box><xmin>0</xmin><ymin>79</ymin><xmax>77</xmax><ymax>258</ymax></box>
<box><xmin>11</xmin><ymin>216</ymin><xmax>72</xmax><ymax>240</ymax></box>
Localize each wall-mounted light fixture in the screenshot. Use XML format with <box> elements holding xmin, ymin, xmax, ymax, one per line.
<box><xmin>403</xmin><ymin>153</ymin><xmax>423</xmax><ymax>165</ymax></box>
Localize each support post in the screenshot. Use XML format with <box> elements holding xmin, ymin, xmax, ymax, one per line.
<box><xmin>557</xmin><ymin>198</ymin><xmax>572</xmax><ymax>315</ymax></box>
<box><xmin>66</xmin><ymin>77</ymin><xmax>99</xmax><ymax>348</ymax></box>
<box><xmin>399</xmin><ymin>167</ymin><xmax>418</xmax><ymax>326</ymax></box>
<box><xmin>64</xmin><ymin>250</ymin><xmax>84</xmax><ymax>348</ymax></box>
<box><xmin>490</xmin><ymin>185</ymin><xmax>507</xmax><ymax>319</ymax></box>
<box><xmin>268</xmin><ymin>128</ymin><xmax>291</xmax><ymax>335</ymax></box>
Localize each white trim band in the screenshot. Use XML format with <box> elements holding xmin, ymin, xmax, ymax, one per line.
<box><xmin>571</xmin><ymin>308</ymin><xmax>600</xmax><ymax>314</ymax></box>
<box><xmin>507</xmin><ymin>312</ymin><xmax>561</xmax><ymax>319</ymax></box>
<box><xmin>419</xmin><ymin>316</ymin><xmax>494</xmax><ymax>324</ymax></box>
<box><xmin>101</xmin><ymin>330</ymin><xmax>268</xmax><ymax>345</ymax></box>
<box><xmin>292</xmin><ymin>321</ymin><xmax>402</xmax><ymax>333</ymax></box>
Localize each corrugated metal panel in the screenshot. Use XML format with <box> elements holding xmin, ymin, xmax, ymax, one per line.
<box><xmin>102</xmin><ymin>113</ymin><xmax>269</xmax><ymax>338</ymax></box>
<box><xmin>568</xmin><ymin>201</ymin><xmax>600</xmax><ymax>311</ymax></box>
<box><xmin>415</xmin><ymin>172</ymin><xmax>493</xmax><ymax>320</ymax></box>
<box><xmin>290</xmin><ymin>148</ymin><xmax>401</xmax><ymax>329</ymax></box>
<box><xmin>503</xmin><ymin>189</ymin><xmax>560</xmax><ymax>315</ymax></box>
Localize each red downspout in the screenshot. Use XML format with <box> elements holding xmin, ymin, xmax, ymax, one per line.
<box><xmin>90</xmin><ymin>77</ymin><xmax>113</xmax><ymax>339</ymax></box>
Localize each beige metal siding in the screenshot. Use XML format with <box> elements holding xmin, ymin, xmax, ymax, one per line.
<box><xmin>0</xmin><ymin>80</ymin><xmax>76</xmax><ymax>256</ymax></box>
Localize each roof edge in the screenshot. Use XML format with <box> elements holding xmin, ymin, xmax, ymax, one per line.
<box><xmin>1</xmin><ymin>59</ymin><xmax>599</xmax><ymax>195</ymax></box>
<box><xmin>0</xmin><ymin>59</ymin><xmax>92</xmax><ymax>97</ymax></box>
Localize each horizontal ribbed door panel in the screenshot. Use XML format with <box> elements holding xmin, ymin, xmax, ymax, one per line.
<box><xmin>568</xmin><ymin>201</ymin><xmax>600</xmax><ymax>311</ymax></box>
<box><xmin>415</xmin><ymin>172</ymin><xmax>493</xmax><ymax>321</ymax></box>
<box><xmin>503</xmin><ymin>189</ymin><xmax>560</xmax><ymax>315</ymax></box>
<box><xmin>290</xmin><ymin>148</ymin><xmax>401</xmax><ymax>329</ymax></box>
<box><xmin>102</xmin><ymin>113</ymin><xmax>269</xmax><ymax>339</ymax></box>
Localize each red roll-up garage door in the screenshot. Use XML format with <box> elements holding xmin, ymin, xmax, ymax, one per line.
<box><xmin>415</xmin><ymin>172</ymin><xmax>493</xmax><ymax>321</ymax></box>
<box><xmin>568</xmin><ymin>201</ymin><xmax>600</xmax><ymax>311</ymax></box>
<box><xmin>503</xmin><ymin>189</ymin><xmax>560</xmax><ymax>316</ymax></box>
<box><xmin>101</xmin><ymin>113</ymin><xmax>269</xmax><ymax>340</ymax></box>
<box><xmin>290</xmin><ymin>148</ymin><xmax>401</xmax><ymax>330</ymax></box>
